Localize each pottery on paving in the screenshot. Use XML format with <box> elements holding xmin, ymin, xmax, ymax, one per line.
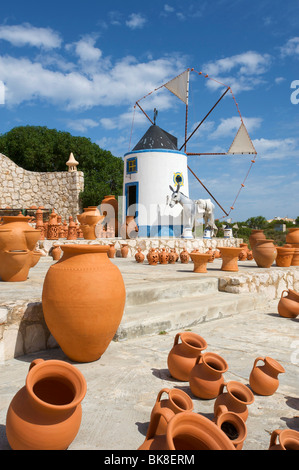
<box><xmin>167</xmin><ymin>332</ymin><xmax>208</xmax><ymax>381</ymax></box>
<box><xmin>6</xmin><ymin>358</ymin><xmax>87</xmax><ymax>450</ymax></box>
<box><xmin>277</xmin><ymin>289</ymin><xmax>299</xmax><ymax>318</ymax></box>
<box><xmin>214</xmin><ymin>406</ymin><xmax>247</xmax><ymax>450</ymax></box>
<box><xmin>249</xmin><ymin>356</ymin><xmax>285</xmax><ymax>396</ymax></box>
<box><xmin>252</xmin><ymin>239</ymin><xmax>277</xmax><ymax>268</ymax></box>
<box><xmin>269</xmin><ymin>429</ymin><xmax>299</xmax><ymax>450</ymax></box>
<box><xmin>217</xmin><ymin>247</ymin><xmax>243</xmax><ymax>272</ymax></box>
<box><xmin>190</xmin><ymin>252</ymin><xmax>210</xmax><ymax>273</ymax></box>
<box><xmin>42</xmin><ymin>244</ymin><xmax>126</xmax><ymax>363</ymax></box>
<box><xmin>189</xmin><ymin>352</ymin><xmax>228</xmax><ymax>399</ymax></box>
<box><xmin>214</xmin><ymin>381</ymin><xmax>254</xmax><ymax>422</ymax></box>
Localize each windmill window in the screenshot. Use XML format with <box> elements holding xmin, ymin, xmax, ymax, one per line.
<box><xmin>127</xmin><ymin>157</ymin><xmax>138</xmax><ymax>174</ymax></box>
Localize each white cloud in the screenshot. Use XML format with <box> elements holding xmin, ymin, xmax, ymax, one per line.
<box><xmin>209</xmin><ymin>116</ymin><xmax>262</xmax><ymax>139</ymax></box>
<box><xmin>126</xmin><ymin>13</ymin><xmax>147</xmax><ymax>30</ymax></box>
<box><xmin>71</xmin><ymin>36</ymin><xmax>102</xmax><ymax>62</ymax></box>
<box><xmin>253</xmin><ymin>137</ymin><xmax>299</xmax><ymax>159</ymax></box>
<box><xmin>280</xmin><ymin>37</ymin><xmax>299</xmax><ymax>57</ymax></box>
<box><xmin>0</xmin><ymin>23</ymin><xmax>61</xmax><ymax>49</ymax></box>
<box><xmin>66</xmin><ymin>118</ymin><xmax>99</xmax><ymax>132</ymax></box>
<box><xmin>164</xmin><ymin>4</ymin><xmax>175</xmax><ymax>13</ymax></box>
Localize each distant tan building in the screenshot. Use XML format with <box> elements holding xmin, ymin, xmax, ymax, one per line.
<box><xmin>267</xmin><ymin>216</ymin><xmax>296</xmax><ymax>224</ymax></box>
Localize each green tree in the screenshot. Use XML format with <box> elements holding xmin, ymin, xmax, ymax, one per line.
<box><xmin>0</xmin><ymin>125</ymin><xmax>124</xmax><ymax>207</ymax></box>
<box><xmin>245</xmin><ymin>216</ymin><xmax>268</xmax><ymax>229</ymax></box>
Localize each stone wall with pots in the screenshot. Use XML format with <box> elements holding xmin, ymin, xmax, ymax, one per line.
<box><xmin>0</xmin><ymin>153</ymin><xmax>84</xmax><ymax>220</ymax></box>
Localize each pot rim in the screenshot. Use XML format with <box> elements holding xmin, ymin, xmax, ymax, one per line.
<box><xmin>226</xmin><ymin>380</ymin><xmax>254</xmax><ymax>405</ymax></box>
<box><xmin>180</xmin><ymin>332</ymin><xmax>208</xmax><ymax>352</ymax></box>
<box><xmin>264</xmin><ymin>356</ymin><xmax>285</xmax><ymax>374</ymax></box>
<box><xmin>61</xmin><ymin>244</ymin><xmax>109</xmax><ymax>254</ymax></box>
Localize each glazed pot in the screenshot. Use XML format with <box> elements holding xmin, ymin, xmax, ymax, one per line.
<box><xmin>180</xmin><ymin>248</ymin><xmax>190</xmax><ymax>264</ymax></box>
<box><xmin>217</xmin><ymin>247</ymin><xmax>243</xmax><ymax>272</ymax></box>
<box><xmin>167</xmin><ymin>332</ymin><xmax>208</xmax><ymax>381</ymax></box>
<box><xmin>252</xmin><ymin>239</ymin><xmax>277</xmax><ymax>268</ymax></box>
<box><xmin>275</xmin><ymin>246</ymin><xmax>295</xmax><ymax>267</ymax></box>
<box><xmin>214</xmin><ymin>406</ymin><xmax>247</xmax><ymax>450</ymax></box>
<box><xmin>190</xmin><ymin>252</ymin><xmax>210</xmax><ymax>273</ymax></box>
<box><xmin>286</xmin><ymin>227</ymin><xmax>299</xmax><ymax>244</ymax></box>
<box><xmin>189</xmin><ymin>352</ymin><xmax>228</xmax><ymax>399</ymax></box>
<box><xmin>214</xmin><ymin>381</ymin><xmax>254</xmax><ymax>422</ymax></box>
<box><xmin>277</xmin><ymin>289</ymin><xmax>299</xmax><ymax>318</ymax></box>
<box><xmin>6</xmin><ymin>358</ymin><xmax>87</xmax><ymax>450</ymax></box>
<box><xmin>42</xmin><ymin>244</ymin><xmax>126</xmax><ymax>363</ymax></box>
<box><xmin>269</xmin><ymin>429</ymin><xmax>299</xmax><ymax>450</ymax></box>
<box><xmin>249</xmin><ymin>356</ymin><xmax>285</xmax><ymax>396</ymax></box>
<box><xmin>146</xmin><ymin>388</ymin><xmax>193</xmax><ymax>437</ymax></box>
<box><xmin>249</xmin><ymin>229</ymin><xmax>266</xmax><ymax>249</ymax></box>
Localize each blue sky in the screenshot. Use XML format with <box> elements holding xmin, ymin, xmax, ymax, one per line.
<box><xmin>0</xmin><ymin>0</ymin><xmax>298</xmax><ymax>222</ymax></box>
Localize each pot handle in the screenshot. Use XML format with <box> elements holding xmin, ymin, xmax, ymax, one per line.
<box><xmin>214</xmin><ymin>404</ymin><xmax>229</xmax><ymax>419</ymax></box>
<box><xmin>173</xmin><ymin>332</ymin><xmax>182</xmax><ymax>346</ymax></box>
<box><xmin>269</xmin><ymin>429</ymin><xmax>282</xmax><ymax>449</ymax></box>
<box><xmin>280</xmin><ymin>290</ymin><xmax>289</xmax><ymax>299</ymax></box>
<box><xmin>253</xmin><ymin>356</ymin><xmax>265</xmax><ymax>368</ymax></box>
<box><xmin>156</xmin><ymin>388</ymin><xmax>170</xmax><ymax>403</ymax></box>
<box><xmin>218</xmin><ymin>382</ymin><xmax>228</xmax><ymax>395</ymax></box>
<box><xmin>194</xmin><ymin>353</ymin><xmax>203</xmax><ymax>365</ymax></box>
<box><xmin>29</xmin><ymin>358</ymin><xmax>44</xmax><ymax>371</ymax></box>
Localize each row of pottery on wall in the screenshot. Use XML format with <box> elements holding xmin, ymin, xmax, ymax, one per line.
<box><xmin>250</xmin><ymin>228</ymin><xmax>299</xmax><ymax>268</ymax></box>
<box><xmin>138</xmin><ymin>331</ymin><xmax>299</xmax><ymax>450</ymax></box>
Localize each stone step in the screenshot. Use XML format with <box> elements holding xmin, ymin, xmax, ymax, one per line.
<box><xmin>115</xmin><ymin>291</ymin><xmax>266</xmax><ymax>341</ymax></box>
<box><xmin>125</xmin><ymin>277</ymin><xmax>219</xmax><ymax>306</ymax></box>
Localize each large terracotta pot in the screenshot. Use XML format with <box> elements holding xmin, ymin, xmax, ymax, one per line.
<box><xmin>252</xmin><ymin>239</ymin><xmax>277</xmax><ymax>268</ymax></box>
<box><xmin>190</xmin><ymin>252</ymin><xmax>210</xmax><ymax>273</ymax></box>
<box><xmin>249</xmin><ymin>229</ymin><xmax>266</xmax><ymax>249</ymax></box>
<box><xmin>6</xmin><ymin>358</ymin><xmax>86</xmax><ymax>450</ymax></box>
<box><xmin>189</xmin><ymin>352</ymin><xmax>229</xmax><ymax>399</ymax></box>
<box><xmin>286</xmin><ymin>227</ymin><xmax>299</xmax><ymax>244</ymax></box>
<box><xmin>275</xmin><ymin>246</ymin><xmax>295</xmax><ymax>267</ymax></box>
<box><xmin>167</xmin><ymin>332</ymin><xmax>208</xmax><ymax>381</ymax></box>
<box><xmin>269</xmin><ymin>429</ymin><xmax>299</xmax><ymax>450</ymax></box>
<box><xmin>277</xmin><ymin>289</ymin><xmax>299</xmax><ymax>318</ymax></box>
<box><xmin>42</xmin><ymin>244</ymin><xmax>126</xmax><ymax>362</ymax></box>
<box><xmin>217</xmin><ymin>247</ymin><xmax>243</xmax><ymax>272</ymax></box>
<box><xmin>77</xmin><ymin>207</ymin><xmax>104</xmax><ymax>240</ymax></box>
<box><xmin>139</xmin><ymin>411</ymin><xmax>235</xmax><ymax>450</ymax></box>
<box><xmin>214</xmin><ymin>381</ymin><xmax>254</xmax><ymax>422</ymax></box>
<box><xmin>249</xmin><ymin>356</ymin><xmax>285</xmax><ymax>396</ymax></box>
<box><xmin>146</xmin><ymin>388</ymin><xmax>193</xmax><ymax>438</ymax></box>
<box><xmin>100</xmin><ymin>195</ymin><xmax>118</xmax><ymax>236</ymax></box>
<box><xmin>214</xmin><ymin>406</ymin><xmax>247</xmax><ymax>450</ymax></box>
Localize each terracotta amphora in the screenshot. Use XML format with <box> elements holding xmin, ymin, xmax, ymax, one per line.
<box><xmin>190</xmin><ymin>252</ymin><xmax>210</xmax><ymax>273</ymax></box>
<box><xmin>180</xmin><ymin>248</ymin><xmax>190</xmax><ymax>264</ymax></box>
<box><xmin>189</xmin><ymin>352</ymin><xmax>229</xmax><ymax>399</ymax></box>
<box><xmin>252</xmin><ymin>239</ymin><xmax>277</xmax><ymax>268</ymax></box>
<box><xmin>214</xmin><ymin>405</ymin><xmax>247</xmax><ymax>450</ymax></box>
<box><xmin>108</xmin><ymin>243</ymin><xmax>116</xmax><ymax>258</ymax></box>
<box><xmin>6</xmin><ymin>358</ymin><xmax>87</xmax><ymax>450</ymax></box>
<box><xmin>249</xmin><ymin>356</ymin><xmax>285</xmax><ymax>396</ymax></box>
<box><xmin>120</xmin><ymin>244</ymin><xmax>129</xmax><ymax>258</ymax></box>
<box><xmin>217</xmin><ymin>247</ymin><xmax>243</xmax><ymax>272</ymax></box>
<box><xmin>167</xmin><ymin>332</ymin><xmax>208</xmax><ymax>381</ymax></box>
<box><xmin>269</xmin><ymin>429</ymin><xmax>299</xmax><ymax>450</ymax></box>
<box><xmin>214</xmin><ymin>381</ymin><xmax>254</xmax><ymax>422</ymax></box>
<box><xmin>286</xmin><ymin>227</ymin><xmax>299</xmax><ymax>245</ymax></box>
<box><xmin>42</xmin><ymin>244</ymin><xmax>126</xmax><ymax>363</ymax></box>
<box><xmin>277</xmin><ymin>289</ymin><xmax>299</xmax><ymax>318</ymax></box>
<box><xmin>249</xmin><ymin>229</ymin><xmax>266</xmax><ymax>249</ymax></box>
<box><xmin>135</xmin><ymin>247</ymin><xmax>145</xmax><ymax>263</ymax></box>
<box><xmin>275</xmin><ymin>246</ymin><xmax>295</xmax><ymax>267</ymax></box>
<box><xmin>146</xmin><ymin>388</ymin><xmax>193</xmax><ymax>437</ymax></box>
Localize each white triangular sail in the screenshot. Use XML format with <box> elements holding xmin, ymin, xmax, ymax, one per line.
<box><xmin>227</xmin><ymin>122</ymin><xmax>257</xmax><ymax>154</ymax></box>
<box><xmin>164</xmin><ymin>70</ymin><xmax>190</xmax><ymax>105</ymax></box>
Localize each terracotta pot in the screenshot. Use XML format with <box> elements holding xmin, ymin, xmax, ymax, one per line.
<box><xmin>6</xmin><ymin>358</ymin><xmax>86</xmax><ymax>450</ymax></box>
<box><xmin>108</xmin><ymin>244</ymin><xmax>116</xmax><ymax>258</ymax></box>
<box><xmin>238</xmin><ymin>243</ymin><xmax>248</xmax><ymax>261</ymax></box>
<box><xmin>275</xmin><ymin>246</ymin><xmax>295</xmax><ymax>267</ymax></box>
<box><xmin>159</xmin><ymin>247</ymin><xmax>169</xmax><ymax>264</ymax></box>
<box><xmin>135</xmin><ymin>247</ymin><xmax>145</xmax><ymax>263</ymax></box>
<box><xmin>206</xmin><ymin>248</ymin><xmax>215</xmax><ymax>262</ymax></box>
<box><xmin>77</xmin><ymin>207</ymin><xmax>104</xmax><ymax>240</ymax></box>
<box><xmin>0</xmin><ymin>249</ymin><xmax>41</xmax><ymax>282</ymax></box>
<box><xmin>147</xmin><ymin>248</ymin><xmax>159</xmax><ymax>265</ymax></box>
<box><xmin>167</xmin><ymin>332</ymin><xmax>208</xmax><ymax>381</ymax></box>
<box><xmin>213</xmin><ymin>249</ymin><xmax>221</xmax><ymax>259</ymax></box>
<box><xmin>51</xmin><ymin>245</ymin><xmax>62</xmax><ymax>261</ymax></box>
<box><xmin>214</xmin><ymin>406</ymin><xmax>247</xmax><ymax>450</ymax></box>
<box><xmin>146</xmin><ymin>388</ymin><xmax>193</xmax><ymax>437</ymax></box>
<box><xmin>189</xmin><ymin>352</ymin><xmax>228</xmax><ymax>399</ymax></box>
<box><xmin>247</xmin><ymin>250</ymin><xmax>253</xmax><ymax>260</ymax></box>
<box><xmin>269</xmin><ymin>429</ymin><xmax>299</xmax><ymax>450</ymax></box>
<box><xmin>42</xmin><ymin>244</ymin><xmax>126</xmax><ymax>362</ymax></box>
<box><xmin>249</xmin><ymin>229</ymin><xmax>266</xmax><ymax>249</ymax></box>
<box><xmin>286</xmin><ymin>227</ymin><xmax>299</xmax><ymax>244</ymax></box>
<box><xmin>277</xmin><ymin>289</ymin><xmax>299</xmax><ymax>318</ymax></box>
<box><xmin>291</xmin><ymin>244</ymin><xmax>299</xmax><ymax>265</ymax></box>
<box><xmin>217</xmin><ymin>247</ymin><xmax>243</xmax><ymax>272</ymax></box>
<box><xmin>249</xmin><ymin>356</ymin><xmax>285</xmax><ymax>396</ymax></box>
<box><xmin>190</xmin><ymin>252</ymin><xmax>210</xmax><ymax>273</ymax></box>
<box><xmin>100</xmin><ymin>195</ymin><xmax>118</xmax><ymax>237</ymax></box>
<box><xmin>0</xmin><ymin>214</ymin><xmax>41</xmax><ymax>251</ymax></box>
<box><xmin>214</xmin><ymin>381</ymin><xmax>254</xmax><ymax>422</ymax></box>
<box><xmin>121</xmin><ymin>244</ymin><xmax>129</xmax><ymax>258</ymax></box>
<box><xmin>168</xmin><ymin>249</ymin><xmax>177</xmax><ymax>264</ymax></box>
<box><xmin>180</xmin><ymin>248</ymin><xmax>190</xmax><ymax>264</ymax></box>
<box><xmin>252</xmin><ymin>239</ymin><xmax>277</xmax><ymax>268</ymax></box>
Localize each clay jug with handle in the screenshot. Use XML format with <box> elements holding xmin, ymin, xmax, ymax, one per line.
<box><xmin>167</xmin><ymin>332</ymin><xmax>208</xmax><ymax>381</ymax></box>
<box><xmin>249</xmin><ymin>356</ymin><xmax>285</xmax><ymax>396</ymax></box>
<box><xmin>189</xmin><ymin>352</ymin><xmax>228</xmax><ymax>399</ymax></box>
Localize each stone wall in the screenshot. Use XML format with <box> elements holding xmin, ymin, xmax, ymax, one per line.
<box><xmin>0</xmin><ymin>153</ymin><xmax>84</xmax><ymax>220</ymax></box>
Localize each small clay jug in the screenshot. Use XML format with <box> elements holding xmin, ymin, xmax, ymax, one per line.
<box><xmin>277</xmin><ymin>289</ymin><xmax>299</xmax><ymax>318</ymax></box>
<box><xmin>249</xmin><ymin>356</ymin><xmax>285</xmax><ymax>396</ymax></box>
<box><xmin>121</xmin><ymin>244</ymin><xmax>129</xmax><ymax>258</ymax></box>
<box><xmin>159</xmin><ymin>247</ymin><xmax>169</xmax><ymax>264</ymax></box>
<box><xmin>146</xmin><ymin>388</ymin><xmax>193</xmax><ymax>437</ymax></box>
<box><xmin>214</xmin><ymin>381</ymin><xmax>254</xmax><ymax>422</ymax></box>
<box><xmin>6</xmin><ymin>358</ymin><xmax>87</xmax><ymax>450</ymax></box>
<box><xmin>147</xmin><ymin>248</ymin><xmax>159</xmax><ymax>266</ymax></box>
<box><xmin>214</xmin><ymin>405</ymin><xmax>247</xmax><ymax>450</ymax></box>
<box><xmin>167</xmin><ymin>332</ymin><xmax>208</xmax><ymax>381</ymax></box>
<box><xmin>189</xmin><ymin>352</ymin><xmax>228</xmax><ymax>399</ymax></box>
<box><xmin>269</xmin><ymin>429</ymin><xmax>299</xmax><ymax>450</ymax></box>
<box><xmin>168</xmin><ymin>249</ymin><xmax>177</xmax><ymax>264</ymax></box>
<box><xmin>108</xmin><ymin>243</ymin><xmax>116</xmax><ymax>258</ymax></box>
<box><xmin>252</xmin><ymin>239</ymin><xmax>277</xmax><ymax>268</ymax></box>
<box><xmin>51</xmin><ymin>245</ymin><xmax>62</xmax><ymax>261</ymax></box>
<box><xmin>135</xmin><ymin>247</ymin><xmax>145</xmax><ymax>263</ymax></box>
<box><xmin>249</xmin><ymin>229</ymin><xmax>266</xmax><ymax>249</ymax></box>
<box><xmin>180</xmin><ymin>248</ymin><xmax>190</xmax><ymax>264</ymax></box>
